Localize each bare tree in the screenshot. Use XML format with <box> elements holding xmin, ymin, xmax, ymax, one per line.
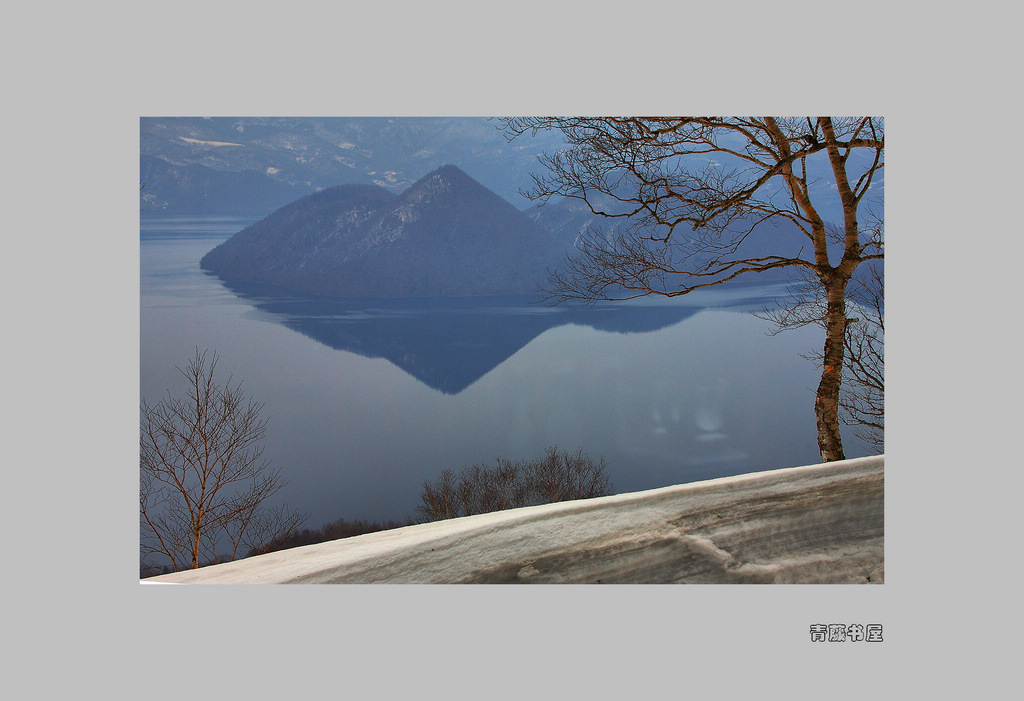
<box><xmin>839</xmin><ymin>264</ymin><xmax>884</xmax><ymax>451</ymax></box>
<box><xmin>417</xmin><ymin>446</ymin><xmax>612</xmax><ymax>522</ymax></box>
<box><xmin>140</xmin><ymin>349</ymin><xmax>307</xmax><ymax>571</ymax></box>
<box><xmin>502</xmin><ymin>117</ymin><xmax>884</xmax><ymax>462</ymax></box>
<box><xmin>760</xmin><ymin>261</ymin><xmax>884</xmax><ymax>454</ymax></box>
<box><xmin>523</xmin><ymin>446</ymin><xmax>612</xmax><ymax>504</ymax></box>
<box><xmin>419</xmin><ymin>468</ymin><xmax>460</xmax><ymax>522</ymax></box>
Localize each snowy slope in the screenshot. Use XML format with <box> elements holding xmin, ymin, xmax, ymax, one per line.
<box><xmin>143</xmin><ymin>455</ymin><xmax>883</xmax><ymax>584</ymax></box>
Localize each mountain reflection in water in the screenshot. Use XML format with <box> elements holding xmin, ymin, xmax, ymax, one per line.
<box><xmin>218</xmin><ymin>279</ymin><xmax>786</xmax><ymax>395</ymax></box>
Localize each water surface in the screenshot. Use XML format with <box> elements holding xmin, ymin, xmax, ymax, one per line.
<box><xmin>140</xmin><ymin>216</ymin><xmax>870</xmax><ymax>528</ymax></box>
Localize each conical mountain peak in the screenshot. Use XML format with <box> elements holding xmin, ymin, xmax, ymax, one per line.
<box><xmin>427</xmin><ymin>163</ymin><xmax>473</xmax><ymax>182</ymax></box>
<box><xmin>399</xmin><ymin>164</ymin><xmax>509</xmax><ymax>210</ymax></box>
<box><xmin>202</xmin><ymin>164</ymin><xmax>572</xmax><ymax>298</ymax></box>
<box><xmin>434</xmin><ymin>163</ymin><xmax>467</xmax><ymax>177</ymax></box>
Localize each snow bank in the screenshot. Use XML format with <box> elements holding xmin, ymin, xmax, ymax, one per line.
<box><xmin>143</xmin><ymin>455</ymin><xmax>884</xmax><ymax>584</ymax></box>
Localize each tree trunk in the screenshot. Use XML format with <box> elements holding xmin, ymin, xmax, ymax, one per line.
<box><xmin>191</xmin><ymin>521</ymin><xmax>202</xmax><ymax>569</ymax></box>
<box><xmin>815</xmin><ymin>278</ymin><xmax>848</xmax><ymax>462</ymax></box>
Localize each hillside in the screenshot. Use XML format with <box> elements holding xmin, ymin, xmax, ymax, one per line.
<box><xmin>201</xmin><ymin>165</ymin><xmax>572</xmax><ymax>298</ymax></box>
<box><xmin>140</xmin><ymin>154</ymin><xmax>307</xmax><ymax>215</ymax></box>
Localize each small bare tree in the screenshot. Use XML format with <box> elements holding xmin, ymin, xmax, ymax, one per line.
<box><xmin>417</xmin><ymin>446</ymin><xmax>612</xmax><ymax>522</ymax></box>
<box><xmin>140</xmin><ymin>349</ymin><xmax>307</xmax><ymax>571</ymax></box>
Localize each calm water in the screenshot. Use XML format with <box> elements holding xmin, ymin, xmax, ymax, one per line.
<box><xmin>140</xmin><ymin>216</ymin><xmax>871</xmax><ymax>528</ymax></box>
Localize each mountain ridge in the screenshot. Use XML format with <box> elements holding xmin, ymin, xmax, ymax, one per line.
<box><xmin>200</xmin><ymin>163</ymin><xmax>813</xmax><ymax>301</ymax></box>
<box><xmin>140</xmin><ymin>117</ymin><xmax>570</xmax><ymax>215</ymax></box>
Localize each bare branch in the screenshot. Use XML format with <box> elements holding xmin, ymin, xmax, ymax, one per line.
<box><xmin>417</xmin><ymin>446</ymin><xmax>612</xmax><ymax>522</ymax></box>
<box><xmin>502</xmin><ymin>116</ymin><xmax>884</xmax><ymax>462</ymax></box>
<box><xmin>140</xmin><ymin>349</ymin><xmax>308</xmax><ymax>571</ymax></box>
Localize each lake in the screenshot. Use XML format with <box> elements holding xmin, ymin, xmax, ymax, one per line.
<box><xmin>140</xmin><ymin>216</ymin><xmax>873</xmax><ymax>531</ymax></box>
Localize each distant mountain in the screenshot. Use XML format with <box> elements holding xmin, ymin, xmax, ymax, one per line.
<box><xmin>140</xmin><ymin>155</ymin><xmax>307</xmax><ymax>215</ymax></box>
<box><xmin>140</xmin><ymin>117</ymin><xmax>568</xmax><ymax>216</ymax></box>
<box><xmin>525</xmin><ymin>188</ymin><xmax>635</xmax><ymax>249</ymax></box>
<box><xmin>526</xmin><ymin>180</ymin><xmax>813</xmax><ymax>265</ymax></box>
<box><xmin>200</xmin><ymin>165</ymin><xmax>573</xmax><ymax>298</ymax></box>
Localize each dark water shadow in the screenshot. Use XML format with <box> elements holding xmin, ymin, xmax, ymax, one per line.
<box><xmin>216</xmin><ymin>277</ymin><xmax>787</xmax><ymax>394</ymax></box>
